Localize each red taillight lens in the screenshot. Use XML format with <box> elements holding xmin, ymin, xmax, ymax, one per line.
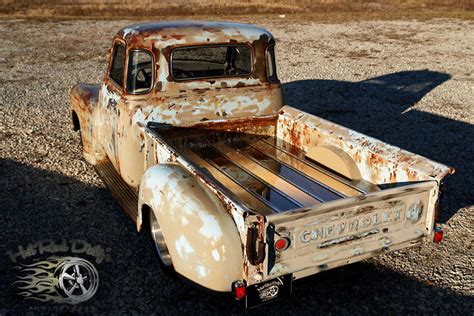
<box><xmin>232</xmin><ymin>281</ymin><xmax>246</xmax><ymax>300</ymax></box>
<box><xmin>274</xmin><ymin>237</ymin><xmax>290</xmax><ymax>252</ymax></box>
<box><xmin>434</xmin><ymin>227</ymin><xmax>444</xmax><ymax>243</ymax></box>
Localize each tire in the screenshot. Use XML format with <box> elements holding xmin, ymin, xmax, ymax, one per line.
<box><xmin>149</xmin><ymin>210</ymin><xmax>176</xmax><ymax>276</ymax></box>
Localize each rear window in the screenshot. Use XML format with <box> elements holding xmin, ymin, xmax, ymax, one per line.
<box><xmin>171</xmin><ymin>45</ymin><xmax>252</xmax><ymax>80</ymax></box>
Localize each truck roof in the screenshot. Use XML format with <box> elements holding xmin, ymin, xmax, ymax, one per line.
<box><xmin>117</xmin><ymin>21</ymin><xmax>274</xmax><ymax>48</ymax></box>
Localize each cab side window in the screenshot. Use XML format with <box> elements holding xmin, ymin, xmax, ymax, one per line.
<box><xmin>266</xmin><ymin>44</ymin><xmax>279</xmax><ymax>83</ymax></box>
<box><xmin>109</xmin><ymin>43</ymin><xmax>125</xmax><ymax>87</ymax></box>
<box><xmin>126</xmin><ymin>50</ymin><xmax>153</xmax><ymax>94</ymax></box>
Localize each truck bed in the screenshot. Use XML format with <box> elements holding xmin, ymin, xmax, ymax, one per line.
<box><xmin>153</xmin><ymin>126</ymin><xmax>379</xmax><ymax>215</ymax></box>
<box><xmin>136</xmin><ymin>106</ymin><xmax>452</xmax><ymax>287</ymax></box>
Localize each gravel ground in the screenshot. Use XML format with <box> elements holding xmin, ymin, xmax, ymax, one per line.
<box><xmin>0</xmin><ymin>17</ymin><xmax>473</xmax><ymax>314</ymax></box>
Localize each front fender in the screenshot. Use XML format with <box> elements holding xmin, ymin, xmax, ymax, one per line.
<box><xmin>138</xmin><ymin>164</ymin><xmax>243</xmax><ymax>292</ymax></box>
<box><xmin>70</xmin><ymin>83</ymin><xmax>105</xmax><ymax>164</ymax></box>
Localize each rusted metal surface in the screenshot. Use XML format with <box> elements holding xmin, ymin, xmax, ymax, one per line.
<box><xmin>276</xmin><ymin>106</ymin><xmax>455</xmax><ymax>185</ymax></box>
<box><xmin>70</xmin><ymin>21</ymin><xmax>283</xmax><ymax>188</ymax></box>
<box><xmin>266</xmin><ymin>181</ymin><xmax>438</xmax><ymax>280</ymax></box>
<box><xmin>69</xmin><ymin>21</ymin><xmax>454</xmax><ymax>293</ymax></box>
<box><xmin>94</xmin><ymin>159</ymin><xmax>138</xmax><ymax>221</ymax></box>
<box><xmin>136</xmin><ymin>111</ymin><xmax>452</xmax><ymax>287</ymax></box>
<box><xmin>137</xmin><ymin>163</ymin><xmax>244</xmax><ymax>292</ymax></box>
<box><xmin>137</xmin><ymin>123</ymin><xmax>261</xmax><ymax>290</ymax></box>
<box><xmin>70</xmin><ymin>84</ymin><xmax>105</xmax><ymax>164</ymax></box>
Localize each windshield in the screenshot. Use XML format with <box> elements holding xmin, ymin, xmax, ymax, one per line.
<box><xmin>171</xmin><ymin>45</ymin><xmax>252</xmax><ymax>80</ymax></box>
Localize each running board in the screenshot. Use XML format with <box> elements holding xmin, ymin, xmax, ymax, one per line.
<box><xmin>95</xmin><ymin>159</ymin><xmax>139</xmax><ymax>222</ymax></box>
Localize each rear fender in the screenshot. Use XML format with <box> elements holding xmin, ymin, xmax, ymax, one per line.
<box><xmin>137</xmin><ymin>164</ymin><xmax>243</xmax><ymax>292</ymax></box>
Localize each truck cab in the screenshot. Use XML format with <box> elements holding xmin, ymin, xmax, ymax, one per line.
<box><xmin>70</xmin><ymin>21</ymin><xmax>283</xmax><ymax>187</ymax></box>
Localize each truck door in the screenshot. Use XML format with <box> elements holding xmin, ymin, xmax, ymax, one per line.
<box><xmin>116</xmin><ymin>49</ymin><xmax>154</xmax><ymax>187</ymax></box>
<box><xmin>100</xmin><ymin>40</ymin><xmax>125</xmax><ymax>170</ymax></box>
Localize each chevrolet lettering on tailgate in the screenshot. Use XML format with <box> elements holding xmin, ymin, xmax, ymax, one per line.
<box><xmin>299</xmin><ymin>204</ymin><xmax>407</xmax><ymax>245</ymax></box>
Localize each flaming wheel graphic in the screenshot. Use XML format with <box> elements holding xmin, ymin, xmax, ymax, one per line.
<box><xmin>57</xmin><ymin>258</ymin><xmax>99</xmax><ymax>304</ymax></box>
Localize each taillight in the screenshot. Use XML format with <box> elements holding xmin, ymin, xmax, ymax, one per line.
<box><xmin>232</xmin><ymin>280</ymin><xmax>246</xmax><ymax>301</ymax></box>
<box><xmin>274</xmin><ymin>237</ymin><xmax>290</xmax><ymax>252</ymax></box>
<box><xmin>434</xmin><ymin>226</ymin><xmax>444</xmax><ymax>243</ymax></box>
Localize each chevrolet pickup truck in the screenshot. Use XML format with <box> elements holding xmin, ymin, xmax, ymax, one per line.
<box><xmin>70</xmin><ymin>21</ymin><xmax>454</xmax><ymax>307</ymax></box>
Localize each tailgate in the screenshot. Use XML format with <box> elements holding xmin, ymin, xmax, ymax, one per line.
<box><xmin>265</xmin><ymin>181</ymin><xmax>439</xmax><ymax>279</ymax></box>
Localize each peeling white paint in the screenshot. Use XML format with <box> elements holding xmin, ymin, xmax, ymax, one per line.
<box><xmin>352</xmin><ymin>247</ymin><xmax>365</xmax><ymax>256</ymax></box>
<box><xmin>122</xmin><ymin>27</ymin><xmax>139</xmax><ymax>38</ymax></box>
<box><xmin>379</xmin><ymin>237</ymin><xmax>392</xmax><ymax>247</ymax></box>
<box><xmin>175</xmin><ymin>234</ymin><xmax>194</xmax><ymax>259</ymax></box>
<box><xmin>196</xmin><ymin>265</ymin><xmax>208</xmax><ymax>278</ymax></box>
<box><xmin>150</xmin><ymin>35</ymin><xmax>186</xmax><ymax>46</ymax></box>
<box><xmin>199</xmin><ymin>214</ymin><xmax>223</xmax><ymax>240</ymax></box>
<box><xmin>181</xmin><ymin>216</ymin><xmax>189</xmax><ymax>226</ymax></box>
<box><xmin>211</xmin><ymin>249</ymin><xmax>221</xmax><ymax>261</ymax></box>
<box><xmin>312</xmin><ymin>253</ymin><xmax>329</xmax><ymax>262</ymax></box>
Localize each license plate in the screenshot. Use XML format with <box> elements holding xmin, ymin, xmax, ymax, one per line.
<box><xmin>246</xmin><ymin>274</ymin><xmax>292</xmax><ymax>308</ymax></box>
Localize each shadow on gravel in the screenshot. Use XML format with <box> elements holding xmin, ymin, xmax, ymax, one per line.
<box><xmin>1</xmin><ymin>159</ymin><xmax>473</xmax><ymax>313</ymax></box>
<box><xmin>283</xmin><ymin>70</ymin><xmax>473</xmax><ymax>223</ymax></box>
<box><xmin>0</xmin><ymin>158</ymin><xmax>152</xmax><ymax>313</ymax></box>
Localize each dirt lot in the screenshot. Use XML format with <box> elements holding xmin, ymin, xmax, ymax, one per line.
<box><xmin>1</xmin><ymin>16</ymin><xmax>473</xmax><ymax>314</ymax></box>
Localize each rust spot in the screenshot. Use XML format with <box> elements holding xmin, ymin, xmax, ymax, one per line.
<box><xmin>170</xmin><ymin>33</ymin><xmax>185</xmax><ymax>40</ymax></box>
<box><xmin>355</xmin><ymin>205</ymin><xmax>374</xmax><ymax>215</ymax></box>
<box><xmin>367</xmin><ymin>153</ymin><xmax>385</xmax><ymax>166</ymax></box>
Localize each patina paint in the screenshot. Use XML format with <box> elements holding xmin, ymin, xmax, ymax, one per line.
<box><xmin>70</xmin><ymin>21</ymin><xmax>454</xmax><ymax>293</ymax></box>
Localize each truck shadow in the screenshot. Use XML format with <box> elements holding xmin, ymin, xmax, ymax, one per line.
<box><xmin>1</xmin><ymin>159</ymin><xmax>472</xmax><ymax>313</ymax></box>
<box><xmin>252</xmin><ymin>261</ymin><xmax>473</xmax><ymax>314</ymax></box>
<box><xmin>283</xmin><ymin>70</ymin><xmax>473</xmax><ymax>222</ymax></box>
<box><xmin>0</xmin><ymin>158</ymin><xmax>148</xmax><ymax>312</ymax></box>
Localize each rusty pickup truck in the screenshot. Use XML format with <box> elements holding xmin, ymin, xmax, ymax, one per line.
<box><xmin>70</xmin><ymin>21</ymin><xmax>454</xmax><ymax>307</ymax></box>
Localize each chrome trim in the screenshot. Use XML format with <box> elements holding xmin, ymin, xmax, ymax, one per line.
<box><xmin>257</xmin><ymin>136</ymin><xmax>368</xmax><ymax>194</ymax></box>
<box><xmin>210</xmin><ymin>144</ymin><xmax>305</xmax><ymax>210</ymax></box>
<box><xmin>227</xmin><ymin>140</ymin><xmax>335</xmax><ymax>203</ymax></box>
<box><xmin>150</xmin><ymin>210</ymin><xmax>173</xmax><ymax>267</ymax></box>
<box><xmin>190</xmin><ymin>146</ymin><xmax>285</xmax><ymax>213</ymax></box>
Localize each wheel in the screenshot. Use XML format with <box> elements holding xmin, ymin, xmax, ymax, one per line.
<box><xmin>56</xmin><ymin>257</ymin><xmax>99</xmax><ymax>304</ymax></box>
<box><xmin>149</xmin><ymin>210</ymin><xmax>175</xmax><ymax>274</ymax></box>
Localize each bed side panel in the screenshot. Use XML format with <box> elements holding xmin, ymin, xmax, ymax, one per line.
<box><xmin>276</xmin><ymin>106</ymin><xmax>454</xmax><ymax>184</ymax></box>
